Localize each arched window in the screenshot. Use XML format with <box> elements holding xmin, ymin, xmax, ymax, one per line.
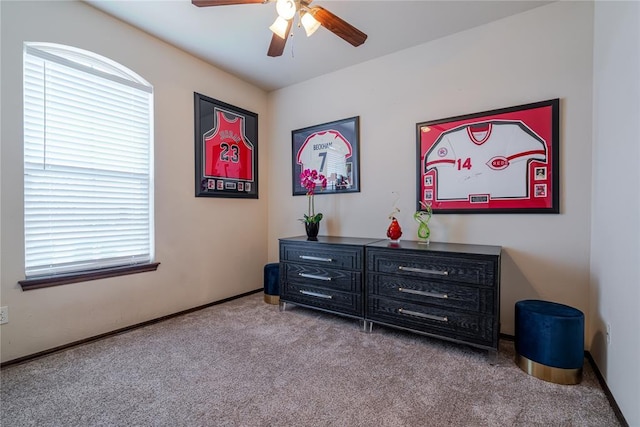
<box><xmin>22</xmin><ymin>43</ymin><xmax>156</xmax><ymax>288</ymax></box>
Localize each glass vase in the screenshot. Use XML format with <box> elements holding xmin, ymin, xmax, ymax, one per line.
<box><xmin>386</xmin><ymin>218</ymin><xmax>402</xmax><ymax>242</ymax></box>
<box><xmin>417</xmin><ymin>222</ymin><xmax>430</xmax><ymax>245</ymax></box>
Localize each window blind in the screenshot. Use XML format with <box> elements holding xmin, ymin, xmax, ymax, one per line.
<box><xmin>23</xmin><ymin>43</ymin><xmax>154</xmax><ymax>278</ymax></box>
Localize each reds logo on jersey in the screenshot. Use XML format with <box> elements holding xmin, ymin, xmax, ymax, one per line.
<box><xmin>487</xmin><ymin>156</ymin><xmax>510</xmax><ymax>170</ymax></box>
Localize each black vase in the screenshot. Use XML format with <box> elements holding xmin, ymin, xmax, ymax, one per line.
<box><xmin>305</xmin><ymin>222</ymin><xmax>320</xmax><ymax>241</ymax></box>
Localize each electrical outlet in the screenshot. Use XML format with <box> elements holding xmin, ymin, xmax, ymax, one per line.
<box><xmin>606</xmin><ymin>323</ymin><xmax>611</xmax><ymax>344</ymax></box>
<box><xmin>0</xmin><ymin>306</ymin><xmax>8</xmax><ymax>325</ymax></box>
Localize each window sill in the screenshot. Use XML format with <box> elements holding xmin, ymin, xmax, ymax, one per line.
<box><xmin>18</xmin><ymin>262</ymin><xmax>160</xmax><ymax>291</ymax></box>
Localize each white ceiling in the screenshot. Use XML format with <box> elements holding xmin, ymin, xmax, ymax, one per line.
<box><xmin>84</xmin><ymin>0</ymin><xmax>551</xmax><ymax>92</ymax></box>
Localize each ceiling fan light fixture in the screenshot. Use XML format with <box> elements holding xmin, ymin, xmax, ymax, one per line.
<box><xmin>269</xmin><ymin>16</ymin><xmax>290</xmax><ymax>39</ymax></box>
<box><xmin>275</xmin><ymin>0</ymin><xmax>297</xmax><ymax>20</ymax></box>
<box><xmin>190</xmin><ymin>0</ymin><xmax>368</xmax><ymax>57</ymax></box>
<box><xmin>301</xmin><ymin>11</ymin><xmax>320</xmax><ymax>37</ymax></box>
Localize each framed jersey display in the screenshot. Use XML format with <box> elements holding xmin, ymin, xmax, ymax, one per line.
<box><xmin>416</xmin><ymin>99</ymin><xmax>559</xmax><ymax>214</ymax></box>
<box><xmin>292</xmin><ymin>116</ymin><xmax>361</xmax><ymax>196</ymax></box>
<box><xmin>194</xmin><ymin>92</ymin><xmax>258</xmax><ymax>199</ymax></box>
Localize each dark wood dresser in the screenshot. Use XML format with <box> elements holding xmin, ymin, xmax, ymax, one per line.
<box><xmin>279</xmin><ymin>236</ymin><xmax>501</xmax><ymax>351</ymax></box>
<box><xmin>365</xmin><ymin>240</ymin><xmax>501</xmax><ymax>351</ymax></box>
<box><xmin>278</xmin><ymin>236</ymin><xmax>381</xmax><ymax>319</ymax></box>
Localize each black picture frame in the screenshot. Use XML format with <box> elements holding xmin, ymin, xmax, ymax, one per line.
<box><xmin>194</xmin><ymin>92</ymin><xmax>258</xmax><ymax>199</ymax></box>
<box><xmin>292</xmin><ymin>116</ymin><xmax>361</xmax><ymax>196</ymax></box>
<box><xmin>416</xmin><ymin>99</ymin><xmax>559</xmax><ymax>214</ymax></box>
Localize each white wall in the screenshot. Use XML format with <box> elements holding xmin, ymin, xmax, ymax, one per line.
<box><xmin>1</xmin><ymin>0</ymin><xmax>638</xmax><ymax>423</ymax></box>
<box><xmin>0</xmin><ymin>1</ymin><xmax>269</xmax><ymax>362</ymax></box>
<box><xmin>268</xmin><ymin>1</ymin><xmax>594</xmax><ymax>340</ymax></box>
<box><xmin>591</xmin><ymin>1</ymin><xmax>640</xmax><ymax>425</ymax></box>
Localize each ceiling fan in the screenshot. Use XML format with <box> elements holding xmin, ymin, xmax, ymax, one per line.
<box><xmin>191</xmin><ymin>0</ymin><xmax>368</xmax><ymax>57</ymax></box>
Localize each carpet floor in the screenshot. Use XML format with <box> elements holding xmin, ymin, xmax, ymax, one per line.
<box><xmin>1</xmin><ymin>293</ymin><xmax>620</xmax><ymax>426</ymax></box>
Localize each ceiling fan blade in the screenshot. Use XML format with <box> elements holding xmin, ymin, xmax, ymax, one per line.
<box><xmin>192</xmin><ymin>0</ymin><xmax>265</xmax><ymax>7</ymax></box>
<box><xmin>267</xmin><ymin>19</ymin><xmax>292</xmax><ymax>57</ymax></box>
<box><xmin>311</xmin><ymin>6</ymin><xmax>367</xmax><ymax>47</ymax></box>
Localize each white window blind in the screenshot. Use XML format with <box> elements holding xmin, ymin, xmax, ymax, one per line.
<box><xmin>23</xmin><ymin>43</ymin><xmax>154</xmax><ymax>278</ymax></box>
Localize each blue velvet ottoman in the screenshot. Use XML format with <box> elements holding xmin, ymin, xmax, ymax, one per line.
<box><xmin>263</xmin><ymin>263</ymin><xmax>280</xmax><ymax>305</ymax></box>
<box><xmin>515</xmin><ymin>300</ymin><xmax>584</xmax><ymax>385</ymax></box>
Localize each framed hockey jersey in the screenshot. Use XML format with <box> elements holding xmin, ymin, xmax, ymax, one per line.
<box><xmin>416</xmin><ymin>99</ymin><xmax>559</xmax><ymax>214</ymax></box>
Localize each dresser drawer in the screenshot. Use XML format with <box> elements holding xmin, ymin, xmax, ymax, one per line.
<box><xmin>282</xmin><ymin>282</ymin><xmax>362</xmax><ymax>317</ymax></box>
<box><xmin>367</xmin><ymin>273</ymin><xmax>495</xmax><ymax>314</ymax></box>
<box><xmin>367</xmin><ymin>250</ymin><xmax>497</xmax><ymax>287</ymax></box>
<box><xmin>282</xmin><ymin>263</ymin><xmax>361</xmax><ymax>293</ymax></box>
<box><xmin>367</xmin><ymin>296</ymin><xmax>497</xmax><ymax>348</ymax></box>
<box><xmin>281</xmin><ymin>244</ymin><xmax>363</xmax><ymax>269</ymax></box>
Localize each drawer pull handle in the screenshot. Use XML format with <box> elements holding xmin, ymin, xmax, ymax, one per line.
<box><xmin>398</xmin><ymin>266</ymin><xmax>448</xmax><ymax>276</ymax></box>
<box><xmin>299</xmin><ymin>255</ymin><xmax>333</xmax><ymax>262</ymax></box>
<box><xmin>398</xmin><ymin>287</ymin><xmax>448</xmax><ymax>299</ymax></box>
<box><xmin>300</xmin><ymin>290</ymin><xmax>333</xmax><ymax>299</ymax></box>
<box><xmin>398</xmin><ymin>308</ymin><xmax>448</xmax><ymax>322</ymax></box>
<box><xmin>299</xmin><ymin>273</ymin><xmax>332</xmax><ymax>281</ymax></box>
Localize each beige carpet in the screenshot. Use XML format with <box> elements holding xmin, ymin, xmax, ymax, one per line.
<box><xmin>1</xmin><ymin>293</ymin><xmax>620</xmax><ymax>426</ymax></box>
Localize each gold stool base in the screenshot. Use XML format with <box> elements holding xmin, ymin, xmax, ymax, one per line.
<box><xmin>264</xmin><ymin>294</ymin><xmax>279</xmax><ymax>305</ymax></box>
<box><xmin>516</xmin><ymin>353</ymin><xmax>582</xmax><ymax>385</ymax></box>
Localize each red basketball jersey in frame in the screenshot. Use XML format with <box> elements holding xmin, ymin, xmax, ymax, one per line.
<box><xmin>204</xmin><ymin>108</ymin><xmax>255</xmax><ymax>181</ymax></box>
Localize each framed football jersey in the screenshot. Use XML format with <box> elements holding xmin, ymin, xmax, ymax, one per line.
<box><xmin>194</xmin><ymin>92</ymin><xmax>258</xmax><ymax>199</ymax></box>
<box><xmin>292</xmin><ymin>116</ymin><xmax>361</xmax><ymax>196</ymax></box>
<box><xmin>416</xmin><ymin>99</ymin><xmax>559</xmax><ymax>214</ymax></box>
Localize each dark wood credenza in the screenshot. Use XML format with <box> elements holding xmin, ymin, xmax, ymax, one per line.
<box><xmin>279</xmin><ymin>236</ymin><xmax>501</xmax><ymax>351</ymax></box>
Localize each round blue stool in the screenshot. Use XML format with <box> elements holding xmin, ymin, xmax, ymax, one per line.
<box><xmin>515</xmin><ymin>300</ymin><xmax>584</xmax><ymax>385</ymax></box>
<box><xmin>263</xmin><ymin>263</ymin><xmax>280</xmax><ymax>305</ymax></box>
